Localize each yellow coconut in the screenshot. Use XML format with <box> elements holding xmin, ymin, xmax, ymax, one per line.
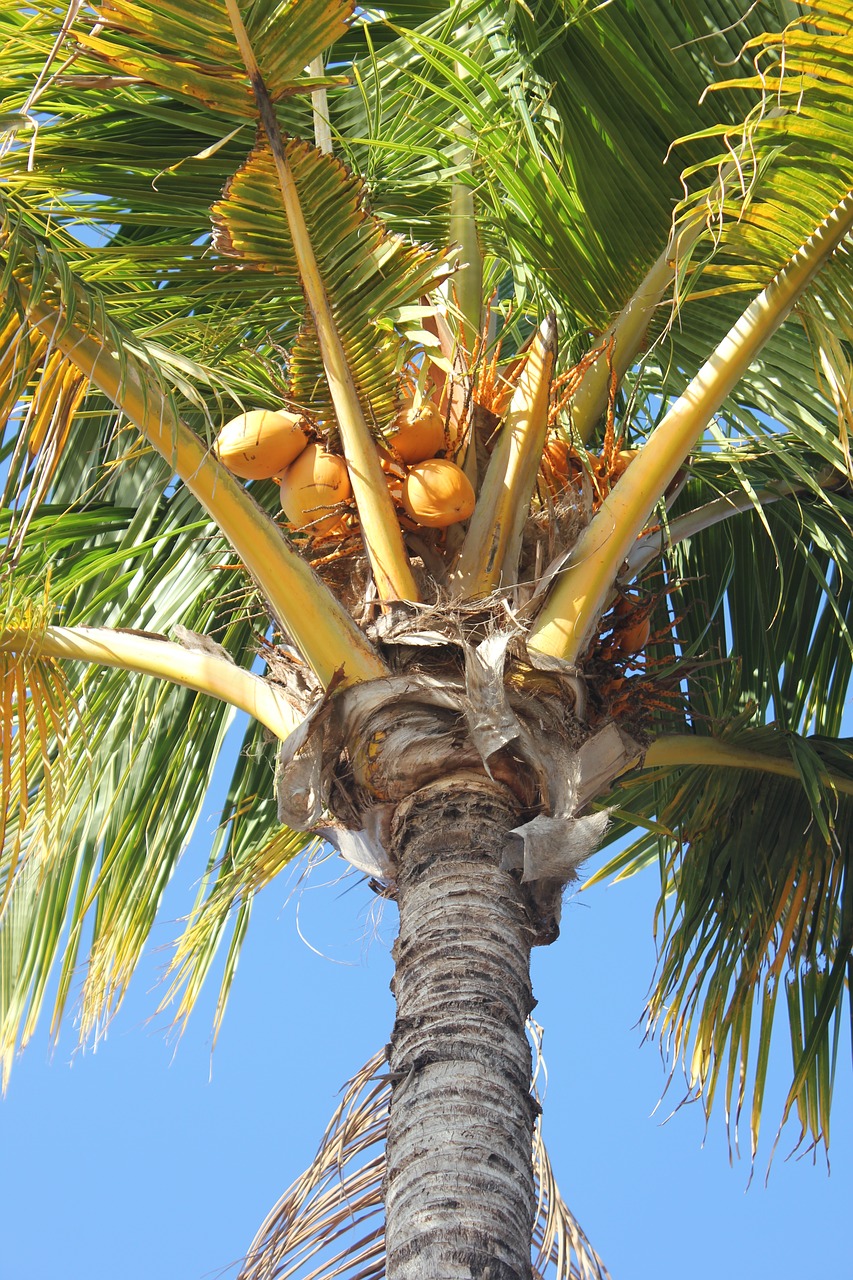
<box><xmin>388</xmin><ymin>399</ymin><xmax>445</xmax><ymax>464</ymax></box>
<box><xmin>402</xmin><ymin>458</ymin><xmax>476</xmax><ymax>528</ymax></box>
<box><xmin>215</xmin><ymin>408</ymin><xmax>310</xmax><ymax>481</ymax></box>
<box><xmin>280</xmin><ymin>443</ymin><xmax>351</xmax><ymax>535</ymax></box>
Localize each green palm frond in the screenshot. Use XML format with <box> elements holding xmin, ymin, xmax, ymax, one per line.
<box><xmin>502</xmin><ymin>0</ymin><xmax>763</xmax><ymax>314</ymax></box>
<box><xmin>0</xmin><ymin>560</ymin><xmax>315</xmax><ymax>1075</ymax></box>
<box><xmin>596</xmin><ymin>724</ymin><xmax>853</xmax><ymax>1164</ymax></box>
<box><xmin>333</xmin><ymin>0</ymin><xmax>773</xmax><ymax>332</ymax></box>
<box><xmin>654</xmin><ymin>454</ymin><xmax>853</xmax><ymax>738</ymax></box>
<box><xmin>0</xmin><ymin>580</ymin><xmax>74</xmax><ymax>912</ymax></box>
<box><xmin>212</xmin><ymin>132</ymin><xmax>450</xmax><ymax>431</ymax></box>
<box><xmin>165</xmin><ymin>715</ymin><xmax>318</xmax><ymax>1039</ymax></box>
<box><xmin>77</xmin><ymin>0</ymin><xmax>353</xmax><ymax>118</ymax></box>
<box><xmin>674</xmin><ymin>1</ymin><xmax>853</xmax><ymax>302</ymax></box>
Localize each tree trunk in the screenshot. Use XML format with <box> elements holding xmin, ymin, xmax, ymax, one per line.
<box><xmin>385</xmin><ymin>773</ymin><xmax>537</xmax><ymax>1280</ymax></box>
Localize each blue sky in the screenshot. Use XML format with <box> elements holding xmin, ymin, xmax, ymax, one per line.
<box><xmin>1</xmin><ymin>710</ymin><xmax>851</xmax><ymax>1280</ymax></box>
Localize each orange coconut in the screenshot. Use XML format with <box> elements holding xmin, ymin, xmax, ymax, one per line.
<box><xmin>402</xmin><ymin>458</ymin><xmax>476</xmax><ymax>528</ymax></box>
<box><xmin>280</xmin><ymin>443</ymin><xmax>351</xmax><ymax>534</ymax></box>
<box><xmin>540</xmin><ymin>437</ymin><xmax>582</xmax><ymax>494</ymax></box>
<box><xmin>216</xmin><ymin>408</ymin><xmax>310</xmax><ymax>481</ymax></box>
<box><xmin>615</xmin><ymin>616</ymin><xmax>651</xmax><ymax>656</ymax></box>
<box><xmin>388</xmin><ymin>399</ymin><xmax>445</xmax><ymax>464</ymax></box>
<box><xmin>611</xmin><ymin>448</ymin><xmax>638</xmax><ymax>479</ymax></box>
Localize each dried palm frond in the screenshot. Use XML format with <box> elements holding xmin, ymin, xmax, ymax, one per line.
<box><xmin>238</xmin><ymin>1035</ymin><xmax>609</xmax><ymax>1280</ymax></box>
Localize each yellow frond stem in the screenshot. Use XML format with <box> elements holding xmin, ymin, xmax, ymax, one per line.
<box><xmin>639</xmin><ymin>735</ymin><xmax>853</xmax><ymax>800</ymax></box>
<box><xmin>453</xmin><ymin>313</ymin><xmax>556</xmax><ymax>596</ymax></box>
<box><xmin>0</xmin><ymin>626</ymin><xmax>302</xmax><ymax>741</ymax></box>
<box><xmin>224</xmin><ymin>0</ymin><xmax>418</xmax><ymax>605</ymax></box>
<box><xmin>22</xmin><ymin>295</ymin><xmax>387</xmax><ymax>689</ymax></box>
<box><xmin>569</xmin><ymin>249</ymin><xmax>676</xmax><ymax>444</ymax></box>
<box><xmin>528</xmin><ymin>191</ymin><xmax>853</xmax><ymax>664</ymax></box>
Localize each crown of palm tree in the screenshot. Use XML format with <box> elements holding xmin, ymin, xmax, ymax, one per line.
<box><xmin>3</xmin><ymin>1</ymin><xmax>853</xmax><ymax>1266</ymax></box>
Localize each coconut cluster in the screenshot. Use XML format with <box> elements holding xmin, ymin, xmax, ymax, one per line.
<box><xmin>214</xmin><ymin>408</ymin><xmax>350</xmax><ymax>536</ymax></box>
<box><xmin>214</xmin><ymin>406</ymin><xmax>641</xmax><ymax>545</ymax></box>
<box><xmin>214</xmin><ymin>399</ymin><xmax>477</xmax><ymax>538</ymax></box>
<box><xmin>385</xmin><ymin>399</ymin><xmax>475</xmax><ymax>530</ymax></box>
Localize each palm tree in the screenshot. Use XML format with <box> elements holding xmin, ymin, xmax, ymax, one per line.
<box><xmin>2</xmin><ymin>0</ymin><xmax>853</xmax><ymax>1274</ymax></box>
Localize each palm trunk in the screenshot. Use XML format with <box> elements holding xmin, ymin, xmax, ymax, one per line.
<box><xmin>385</xmin><ymin>774</ymin><xmax>537</xmax><ymax>1280</ymax></box>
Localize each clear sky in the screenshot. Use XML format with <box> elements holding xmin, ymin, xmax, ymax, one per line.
<box><xmin>1</xmin><ymin>712</ymin><xmax>851</xmax><ymax>1280</ymax></box>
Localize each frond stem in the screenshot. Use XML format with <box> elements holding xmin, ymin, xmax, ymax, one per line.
<box><xmin>640</xmin><ymin>735</ymin><xmax>853</xmax><ymax>799</ymax></box>
<box><xmin>528</xmin><ymin>190</ymin><xmax>853</xmax><ymax>663</ymax></box>
<box><xmin>224</xmin><ymin>0</ymin><xmax>419</xmax><ymax>604</ymax></box>
<box><xmin>0</xmin><ymin>625</ymin><xmax>302</xmax><ymax>741</ymax></box>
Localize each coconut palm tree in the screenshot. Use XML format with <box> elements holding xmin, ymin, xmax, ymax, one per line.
<box><xmin>2</xmin><ymin>0</ymin><xmax>853</xmax><ymax>1275</ymax></box>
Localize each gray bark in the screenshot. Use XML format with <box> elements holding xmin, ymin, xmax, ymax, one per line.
<box><xmin>385</xmin><ymin>773</ymin><xmax>537</xmax><ymax>1280</ymax></box>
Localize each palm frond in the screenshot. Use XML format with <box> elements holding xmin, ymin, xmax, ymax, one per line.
<box><xmin>593</xmin><ymin>723</ymin><xmax>853</xmax><ymax>1164</ymax></box>
<box><xmin>212</xmin><ymin>132</ymin><xmax>450</xmax><ymax>432</ymax></box>
<box><xmin>0</xmin><ymin>576</ymin><xmax>316</xmax><ymax>1076</ymax></box>
<box><xmin>658</xmin><ymin>457</ymin><xmax>853</xmax><ymax>737</ymax></box>
<box><xmin>0</xmin><ymin>580</ymin><xmax>74</xmax><ymax>919</ymax></box>
<box><xmin>674</xmin><ymin>1</ymin><xmax>853</xmax><ymax>307</ymax></box>
<box><xmin>77</xmin><ymin>0</ymin><xmax>353</xmax><ymax>119</ymax></box>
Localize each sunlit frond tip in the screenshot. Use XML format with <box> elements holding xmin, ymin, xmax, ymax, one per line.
<box><xmin>0</xmin><ymin>583</ymin><xmax>79</xmax><ymax>1087</ymax></box>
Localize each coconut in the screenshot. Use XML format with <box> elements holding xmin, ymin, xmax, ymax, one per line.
<box><xmin>611</xmin><ymin>448</ymin><xmax>638</xmax><ymax>478</ymax></box>
<box><xmin>402</xmin><ymin>458</ymin><xmax>476</xmax><ymax>528</ymax></box>
<box><xmin>616</xmin><ymin>616</ymin><xmax>650</xmax><ymax>656</ymax></box>
<box><xmin>540</xmin><ymin>437</ymin><xmax>581</xmax><ymax>494</ymax></box>
<box><xmin>215</xmin><ymin>408</ymin><xmax>310</xmax><ymax>481</ymax></box>
<box><xmin>388</xmin><ymin>399</ymin><xmax>445</xmax><ymax>464</ymax></box>
<box><xmin>280</xmin><ymin>443</ymin><xmax>351</xmax><ymax>534</ymax></box>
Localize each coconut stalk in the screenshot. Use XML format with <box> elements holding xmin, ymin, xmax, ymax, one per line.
<box><xmin>453</xmin><ymin>313</ymin><xmax>557</xmax><ymax>596</ymax></box>
<box><xmin>18</xmin><ymin>291</ymin><xmax>387</xmax><ymax>689</ymax></box>
<box><xmin>224</xmin><ymin>0</ymin><xmax>419</xmax><ymax>605</ymax></box>
<box><xmin>0</xmin><ymin>626</ymin><xmax>301</xmax><ymax>741</ymax></box>
<box><xmin>528</xmin><ymin>190</ymin><xmax>853</xmax><ymax>664</ymax></box>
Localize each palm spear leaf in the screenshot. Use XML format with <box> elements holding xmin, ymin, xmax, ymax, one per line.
<box><xmin>239</xmin><ymin>1041</ymin><xmax>610</xmax><ymax>1280</ymax></box>
<box><xmin>593</xmin><ymin>724</ymin><xmax>853</xmax><ymax>1163</ymax></box>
